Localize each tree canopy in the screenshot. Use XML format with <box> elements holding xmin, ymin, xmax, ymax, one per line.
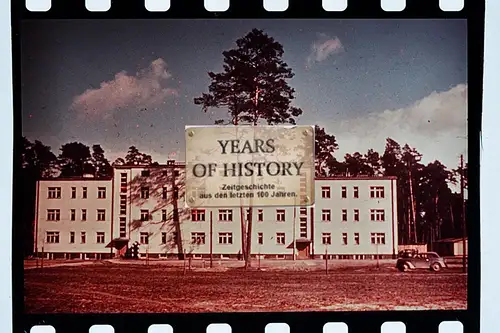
<box><xmin>194</xmin><ymin>28</ymin><xmax>303</xmax><ymax>125</ymax></box>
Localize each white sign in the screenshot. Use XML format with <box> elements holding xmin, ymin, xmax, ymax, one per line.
<box><xmin>185</xmin><ymin>125</ymin><xmax>315</xmax><ymax>207</ymax></box>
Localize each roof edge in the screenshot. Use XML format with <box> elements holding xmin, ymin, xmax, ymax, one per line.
<box><xmin>315</xmin><ymin>176</ymin><xmax>397</xmax><ymax>180</ymax></box>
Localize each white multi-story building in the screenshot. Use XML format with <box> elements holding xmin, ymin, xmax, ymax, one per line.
<box><xmin>35</xmin><ymin>176</ymin><xmax>113</xmax><ymax>259</ymax></box>
<box><xmin>312</xmin><ymin>177</ymin><xmax>398</xmax><ymax>259</ymax></box>
<box><xmin>34</xmin><ymin>162</ymin><xmax>398</xmax><ymax>260</ymax></box>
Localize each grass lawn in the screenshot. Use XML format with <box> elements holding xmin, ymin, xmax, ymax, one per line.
<box><xmin>24</xmin><ymin>263</ymin><xmax>467</xmax><ymax>313</ymax></box>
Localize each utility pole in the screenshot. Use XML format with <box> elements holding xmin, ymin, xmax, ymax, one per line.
<box><xmin>210</xmin><ymin>211</ymin><xmax>213</xmax><ymax>268</ymax></box>
<box><xmin>460</xmin><ymin>154</ymin><xmax>467</xmax><ymax>273</ymax></box>
<box><xmin>292</xmin><ymin>197</ymin><xmax>296</xmax><ymax>260</ymax></box>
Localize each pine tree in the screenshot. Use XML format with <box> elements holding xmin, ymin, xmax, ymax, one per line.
<box><xmin>194</xmin><ymin>29</ymin><xmax>303</xmax><ymax>268</ymax></box>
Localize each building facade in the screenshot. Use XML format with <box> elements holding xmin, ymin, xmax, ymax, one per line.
<box><xmin>313</xmin><ymin>177</ymin><xmax>398</xmax><ymax>259</ymax></box>
<box><xmin>35</xmin><ymin>177</ymin><xmax>113</xmax><ymax>259</ymax></box>
<box><xmin>34</xmin><ymin>163</ymin><xmax>398</xmax><ymax>260</ymax></box>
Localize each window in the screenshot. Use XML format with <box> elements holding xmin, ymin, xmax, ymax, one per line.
<box><xmin>161</xmin><ymin>232</ymin><xmax>167</xmax><ymax>244</ymax></box>
<box><xmin>141</xmin><ymin>210</ymin><xmax>150</xmax><ymax>221</ymax></box>
<box><xmin>276</xmin><ymin>232</ymin><xmax>286</xmax><ymax>245</ymax></box>
<box><xmin>218</xmin><ymin>209</ymin><xmax>233</xmax><ymax>222</ymax></box>
<box><xmin>321</xmin><ymin>209</ymin><xmax>331</xmax><ymax>222</ymax></box>
<box><xmin>162</xmin><ymin>187</ymin><xmax>167</xmax><ymax>200</ymax></box>
<box><xmin>70</xmin><ymin>209</ymin><xmax>76</xmax><ymax>221</ymax></box>
<box><xmin>218</xmin><ymin>232</ymin><xmax>233</xmax><ymax>244</ymax></box>
<box><xmin>342</xmin><ymin>233</ymin><xmax>348</xmax><ymax>245</ymax></box>
<box><xmin>174</xmin><ymin>170</ymin><xmax>180</xmax><ymax>177</ymax></box>
<box><xmin>300</xmin><ymin>216</ymin><xmax>307</xmax><ymax>238</ymax></box>
<box><xmin>81</xmin><ymin>209</ymin><xmax>87</xmax><ymax>221</ymax></box>
<box><xmin>258</xmin><ymin>232</ymin><xmax>263</xmax><ymax>245</ymax></box>
<box><xmin>370</xmin><ymin>186</ymin><xmax>385</xmax><ymax>198</ymax></box>
<box><xmin>341</xmin><ymin>209</ymin><xmax>348</xmax><ymax>222</ymax></box>
<box><xmin>141</xmin><ymin>187</ymin><xmax>150</xmax><ymax>199</ymax></box>
<box><xmin>353</xmin><ymin>186</ymin><xmax>359</xmax><ymax>198</ymax></box>
<box><xmin>354</xmin><ymin>233</ymin><xmax>360</xmax><ymax>245</ymax></box>
<box><xmin>120</xmin><ymin>195</ymin><xmax>127</xmax><ymax>215</ymax></box>
<box><xmin>246</xmin><ymin>208</ymin><xmax>251</xmax><ymax>221</ymax></box>
<box><xmin>276</xmin><ymin>209</ymin><xmax>286</xmax><ymax>222</ymax></box>
<box><xmin>192</xmin><ymin>209</ymin><xmax>206</xmax><ymax>222</ymax></box>
<box><xmin>97</xmin><ymin>187</ymin><xmax>106</xmax><ymax>199</ymax></box>
<box><xmin>370</xmin><ymin>209</ymin><xmax>385</xmax><ymax>222</ymax></box>
<box><xmin>321</xmin><ymin>186</ymin><xmax>331</xmax><ymax>199</ymax></box>
<box><xmin>191</xmin><ymin>232</ymin><xmax>206</xmax><ymax>244</ymax></box>
<box><xmin>47</xmin><ymin>187</ymin><xmax>61</xmax><ymax>199</ymax></box>
<box><xmin>258</xmin><ymin>209</ymin><xmax>264</xmax><ymax>222</ymax></box>
<box><xmin>47</xmin><ymin>209</ymin><xmax>60</xmax><ymax>221</ymax></box>
<box><xmin>354</xmin><ymin>209</ymin><xmax>360</xmax><ymax>222</ymax></box>
<box><xmin>171</xmin><ymin>232</ymin><xmax>178</xmax><ymax>243</ymax></box>
<box><xmin>119</xmin><ymin>217</ymin><xmax>126</xmax><ymax>237</ymax></box>
<box><xmin>322</xmin><ymin>233</ymin><xmax>331</xmax><ymax>245</ymax></box>
<box><xmin>120</xmin><ymin>173</ymin><xmax>128</xmax><ymax>193</ymax></box>
<box><xmin>97</xmin><ymin>209</ymin><xmax>106</xmax><ymax>221</ymax></box>
<box><xmin>82</xmin><ymin>187</ymin><xmax>87</xmax><ymax>199</ymax></box>
<box><xmin>371</xmin><ymin>233</ymin><xmax>386</xmax><ymax>245</ymax></box>
<box><xmin>96</xmin><ymin>232</ymin><xmax>105</xmax><ymax>244</ymax></box>
<box><xmin>71</xmin><ymin>187</ymin><xmax>76</xmax><ymax>199</ymax></box>
<box><xmin>162</xmin><ymin>209</ymin><xmax>167</xmax><ymax>221</ymax></box>
<box><xmin>46</xmin><ymin>231</ymin><xmax>59</xmax><ymax>243</ymax></box>
<box><xmin>341</xmin><ymin>186</ymin><xmax>347</xmax><ymax>198</ymax></box>
<box><xmin>69</xmin><ymin>231</ymin><xmax>75</xmax><ymax>243</ymax></box>
<box><xmin>140</xmin><ymin>232</ymin><xmax>149</xmax><ymax>244</ymax></box>
<box><xmin>81</xmin><ymin>232</ymin><xmax>86</xmax><ymax>244</ymax></box>
<box><xmin>141</xmin><ymin>170</ymin><xmax>150</xmax><ymax>177</ymax></box>
<box><xmin>300</xmin><ymin>207</ymin><xmax>307</xmax><ymax>215</ymax></box>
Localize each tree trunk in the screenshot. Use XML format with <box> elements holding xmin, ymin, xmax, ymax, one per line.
<box><xmin>245</xmin><ymin>209</ymin><xmax>253</xmax><ymax>268</ymax></box>
<box><xmin>406</xmin><ymin>199</ymin><xmax>412</xmax><ymax>245</ymax></box>
<box><xmin>243</xmin><ymin>89</ymin><xmax>261</xmax><ymax>270</ymax></box>
<box><xmin>233</xmin><ymin>116</ymin><xmax>249</xmax><ymax>264</ymax></box>
<box><xmin>434</xmin><ymin>192</ymin><xmax>439</xmax><ymax>241</ymax></box>
<box><xmin>240</xmin><ymin>207</ymin><xmax>247</xmax><ymax>261</ymax></box>
<box><xmin>449</xmin><ymin>201</ymin><xmax>455</xmax><ymax>239</ymax></box>
<box><xmin>171</xmin><ymin>169</ymin><xmax>184</xmax><ymax>260</ymax></box>
<box><xmin>408</xmin><ymin>164</ymin><xmax>417</xmax><ymax>244</ymax></box>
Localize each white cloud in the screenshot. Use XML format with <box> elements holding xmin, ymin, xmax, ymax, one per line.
<box><xmin>326</xmin><ymin>84</ymin><xmax>468</xmax><ymax>170</ymax></box>
<box><xmin>70</xmin><ymin>58</ymin><xmax>178</xmax><ymax>119</ymax></box>
<box><xmin>307</xmin><ymin>34</ymin><xmax>344</xmax><ymax>66</ymax></box>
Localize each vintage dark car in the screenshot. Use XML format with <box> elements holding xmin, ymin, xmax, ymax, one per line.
<box><xmin>396</xmin><ymin>250</ymin><xmax>447</xmax><ymax>272</ymax></box>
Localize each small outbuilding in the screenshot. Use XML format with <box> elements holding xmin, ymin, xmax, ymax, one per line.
<box><xmin>432</xmin><ymin>237</ymin><xmax>468</xmax><ymax>257</ymax></box>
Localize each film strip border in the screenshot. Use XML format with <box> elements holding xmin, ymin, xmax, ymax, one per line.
<box><xmin>24</xmin><ymin>0</ymin><xmax>466</xmax><ymax>13</ymax></box>
<box><xmin>26</xmin><ymin>311</ymin><xmax>473</xmax><ymax>333</ymax></box>
<box><xmin>15</xmin><ymin>0</ymin><xmax>472</xmax><ymax>18</ymax></box>
<box><xmin>13</xmin><ymin>1</ymin><xmax>482</xmax><ymax>333</ymax></box>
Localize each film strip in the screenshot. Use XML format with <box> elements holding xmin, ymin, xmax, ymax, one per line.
<box><xmin>14</xmin><ymin>0</ymin><xmax>482</xmax><ymax>332</ymax></box>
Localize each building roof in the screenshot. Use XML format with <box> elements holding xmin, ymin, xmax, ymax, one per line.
<box><xmin>38</xmin><ymin>176</ymin><xmax>113</xmax><ymax>182</ymax></box>
<box><xmin>315</xmin><ymin>176</ymin><xmax>397</xmax><ymax>181</ymax></box>
<box><xmin>113</xmin><ymin>163</ymin><xmax>185</xmax><ymax>169</ymax></box>
<box><xmin>434</xmin><ymin>237</ymin><xmax>468</xmax><ymax>243</ymax></box>
<box><xmin>37</xmin><ymin>169</ymin><xmax>395</xmax><ymax>182</ymax></box>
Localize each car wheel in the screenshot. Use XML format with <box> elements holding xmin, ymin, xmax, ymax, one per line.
<box><xmin>431</xmin><ymin>263</ymin><xmax>441</xmax><ymax>272</ymax></box>
<box><xmin>397</xmin><ymin>264</ymin><xmax>405</xmax><ymax>272</ymax></box>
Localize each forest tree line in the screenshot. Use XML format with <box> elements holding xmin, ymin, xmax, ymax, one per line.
<box><xmin>21</xmin><ymin>133</ymin><xmax>468</xmax><ymax>257</ymax></box>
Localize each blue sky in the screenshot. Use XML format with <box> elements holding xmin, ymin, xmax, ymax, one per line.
<box><xmin>21</xmin><ymin>19</ymin><xmax>467</xmax><ymax>169</ymax></box>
